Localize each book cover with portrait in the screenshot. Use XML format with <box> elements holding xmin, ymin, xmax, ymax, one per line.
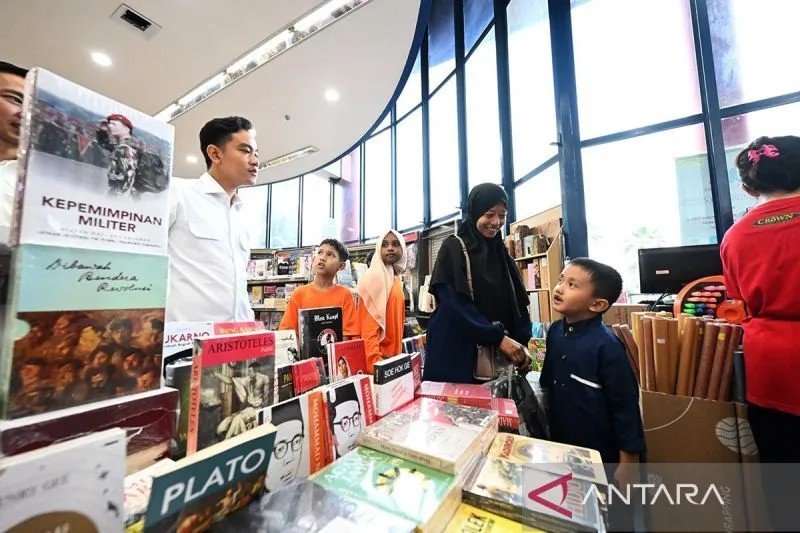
<box><xmin>298</xmin><ymin>306</ymin><xmax>342</xmax><ymax>365</ymax></box>
<box><xmin>257</xmin><ymin>390</ymin><xmax>330</xmax><ymax>493</ymax></box>
<box><xmin>186</xmin><ymin>331</ymin><xmax>276</xmax><ymax>455</ymax></box>
<box><xmin>274</xmin><ymin>329</ymin><xmax>299</xmax><ymax>366</ymax></box>
<box><xmin>0</xmin><ymin>428</ymin><xmax>125</xmax><ymax>533</ymax></box>
<box><xmin>326</xmin><ymin>339</ymin><xmax>368</xmax><ymax>383</ymax></box>
<box><xmin>325</xmin><ymin>375</ymin><xmax>377</xmax><ymax>460</ymax></box>
<box><xmin>0</xmin><ymin>244</ymin><xmax>168</xmax><ymax>419</ymax></box>
<box><xmin>13</xmin><ymin>68</ymin><xmax>173</xmax><ymax>254</ymax></box>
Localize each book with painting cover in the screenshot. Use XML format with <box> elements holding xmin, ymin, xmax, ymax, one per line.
<box><xmin>276</xmin><ymin>365</ymin><xmax>294</xmax><ymax>402</ymax></box>
<box><xmin>292</xmin><ymin>357</ymin><xmax>326</xmax><ymax>395</ymax></box>
<box><xmin>487</xmin><ymin>433</ymin><xmax>607</xmax><ymax>486</ymax></box>
<box><xmin>358</xmin><ymin>397</ymin><xmax>498</xmax><ymax>475</ymax></box>
<box><xmin>298</xmin><ymin>306</ymin><xmax>343</xmax><ymax>365</ymax></box>
<box><xmin>214</xmin><ymin>479</ymin><xmax>416</xmax><ymax>532</ymax></box>
<box><xmin>0</xmin><ymin>428</ymin><xmax>126</xmax><ymax>533</ymax></box>
<box><xmin>462</xmin><ymin>456</ymin><xmax>604</xmax><ymax>533</ymax></box>
<box><xmin>275</xmin><ymin>329</ymin><xmax>299</xmax><ymax>366</ymax></box>
<box><xmin>144</xmin><ymin>424</ymin><xmax>276</xmax><ymax>532</ymax></box>
<box><xmin>327</xmin><ymin>339</ymin><xmax>368</xmax><ymax>382</ymax></box>
<box><xmin>124</xmin><ymin>458</ymin><xmax>175</xmax><ymax>531</ymax></box>
<box><xmin>1</xmin><ymin>244</ymin><xmax>168</xmax><ymax>419</ymax></box>
<box><xmin>445</xmin><ymin>503</ymin><xmax>541</xmax><ymax>533</ymax></box>
<box><xmin>257</xmin><ymin>390</ymin><xmax>331</xmax><ymax>492</ymax></box>
<box><xmin>325</xmin><ymin>375</ymin><xmax>377</xmax><ymax>460</ymax></box>
<box><xmin>13</xmin><ymin>68</ymin><xmax>173</xmax><ymax>254</ymax></box>
<box><xmin>372</xmin><ymin>353</ymin><xmax>415</xmax><ymax>417</ymax></box>
<box><xmin>186</xmin><ymin>331</ymin><xmax>276</xmax><ymax>454</ymax></box>
<box><xmin>418</xmin><ymin>381</ymin><xmax>493</xmax><ymax>409</ymax></box>
<box><xmin>312</xmin><ymin>446</ymin><xmax>461</xmax><ymax>533</ymax></box>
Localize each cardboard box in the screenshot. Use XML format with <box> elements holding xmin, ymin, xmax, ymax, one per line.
<box><xmin>603</xmin><ymin>304</ymin><xmax>648</xmax><ymax>328</ymax></box>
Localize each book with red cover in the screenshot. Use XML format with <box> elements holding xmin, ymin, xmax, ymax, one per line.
<box><xmin>324</xmin><ymin>375</ymin><xmax>377</xmax><ymax>460</ymax></box>
<box><xmin>187</xmin><ymin>331</ymin><xmax>276</xmax><ymax>455</ymax></box>
<box><xmin>326</xmin><ymin>339</ymin><xmax>368</xmax><ymax>382</ymax></box>
<box><xmin>410</xmin><ymin>352</ymin><xmax>422</xmax><ymax>391</ymax></box>
<box><xmin>291</xmin><ymin>357</ymin><xmax>326</xmax><ymax>395</ymax></box>
<box><xmin>490</xmin><ymin>398</ymin><xmax>519</xmax><ymax>433</ymax></box>
<box><xmin>418</xmin><ymin>381</ymin><xmax>493</xmax><ymax>409</ymax></box>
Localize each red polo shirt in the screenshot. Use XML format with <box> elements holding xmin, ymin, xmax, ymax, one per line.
<box><xmin>721</xmin><ymin>195</ymin><xmax>800</xmax><ymax>415</ymax></box>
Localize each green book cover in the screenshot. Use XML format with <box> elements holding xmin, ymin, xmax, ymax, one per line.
<box><xmin>313</xmin><ymin>446</ymin><xmax>458</xmax><ymax>526</ymax></box>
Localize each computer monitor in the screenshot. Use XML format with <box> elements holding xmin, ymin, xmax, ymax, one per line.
<box><xmin>638</xmin><ymin>244</ymin><xmax>723</xmax><ymax>294</ymax></box>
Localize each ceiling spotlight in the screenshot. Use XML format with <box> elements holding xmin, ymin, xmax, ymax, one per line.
<box><xmin>324</xmin><ymin>88</ymin><xmax>340</xmax><ymax>102</ymax></box>
<box><xmin>91</xmin><ymin>51</ymin><xmax>113</xmax><ymax>67</ymax></box>
<box><xmin>186</xmin><ymin>155</ymin><xmax>198</xmax><ymax>164</ymax></box>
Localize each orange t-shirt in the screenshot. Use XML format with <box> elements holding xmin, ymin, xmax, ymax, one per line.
<box><xmin>278</xmin><ymin>284</ymin><xmax>358</xmax><ymax>337</ymax></box>
<box><xmin>359</xmin><ymin>278</ymin><xmax>405</xmax><ymax>373</ymax></box>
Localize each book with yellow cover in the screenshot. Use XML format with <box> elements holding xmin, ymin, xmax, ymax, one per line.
<box><xmin>445</xmin><ymin>504</ymin><xmax>545</xmax><ymax>533</ymax></box>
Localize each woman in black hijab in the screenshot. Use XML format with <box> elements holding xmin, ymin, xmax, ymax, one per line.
<box><xmin>423</xmin><ymin>183</ymin><xmax>531</xmax><ymax>384</ymax></box>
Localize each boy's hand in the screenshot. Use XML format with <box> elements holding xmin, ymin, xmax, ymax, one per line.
<box><xmin>614</xmin><ymin>451</ymin><xmax>640</xmax><ymax>489</ymax></box>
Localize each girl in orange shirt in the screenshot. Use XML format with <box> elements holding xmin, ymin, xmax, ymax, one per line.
<box><xmin>356</xmin><ymin>229</ymin><xmax>406</xmax><ymax>372</ymax></box>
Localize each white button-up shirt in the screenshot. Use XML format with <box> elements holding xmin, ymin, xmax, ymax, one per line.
<box><xmin>0</xmin><ymin>159</ymin><xmax>17</xmax><ymax>246</ymax></box>
<box><xmin>166</xmin><ymin>172</ymin><xmax>254</xmax><ymax>322</ymax></box>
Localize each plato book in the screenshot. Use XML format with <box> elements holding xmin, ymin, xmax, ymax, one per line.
<box><xmin>13</xmin><ymin>68</ymin><xmax>173</xmax><ymax>253</ymax></box>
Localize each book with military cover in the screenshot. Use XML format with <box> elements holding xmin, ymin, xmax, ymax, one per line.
<box><xmin>13</xmin><ymin>68</ymin><xmax>173</xmax><ymax>254</ymax></box>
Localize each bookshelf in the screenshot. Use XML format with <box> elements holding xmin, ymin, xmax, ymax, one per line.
<box><xmin>510</xmin><ymin>206</ymin><xmax>564</xmax><ymax>323</ymax></box>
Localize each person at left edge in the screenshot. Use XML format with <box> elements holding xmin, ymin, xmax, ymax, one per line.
<box><xmin>166</xmin><ymin>116</ymin><xmax>259</xmax><ymax>322</ymax></box>
<box><xmin>0</xmin><ymin>61</ymin><xmax>27</xmax><ymax>245</ymax></box>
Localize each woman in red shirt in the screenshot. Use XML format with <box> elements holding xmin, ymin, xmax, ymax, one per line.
<box><xmin>721</xmin><ymin>135</ymin><xmax>800</xmax><ymax>529</ymax></box>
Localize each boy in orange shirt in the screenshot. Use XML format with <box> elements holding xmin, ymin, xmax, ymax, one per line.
<box><xmin>278</xmin><ymin>239</ymin><xmax>358</xmax><ymax>338</ymax></box>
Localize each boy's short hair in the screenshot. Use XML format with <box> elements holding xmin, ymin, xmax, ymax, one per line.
<box><xmin>319</xmin><ymin>238</ymin><xmax>349</xmax><ymax>262</ymax></box>
<box><xmin>569</xmin><ymin>258</ymin><xmax>622</xmax><ymax>312</ymax></box>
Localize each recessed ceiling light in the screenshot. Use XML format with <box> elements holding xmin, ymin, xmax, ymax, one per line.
<box><xmin>186</xmin><ymin>155</ymin><xmax>198</xmax><ymax>164</ymax></box>
<box><xmin>91</xmin><ymin>51</ymin><xmax>112</xmax><ymax>67</ymax></box>
<box><xmin>324</xmin><ymin>88</ymin><xmax>340</xmax><ymax>102</ymax></box>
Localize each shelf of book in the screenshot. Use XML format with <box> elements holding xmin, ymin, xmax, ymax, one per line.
<box><xmin>513</xmin><ymin>252</ymin><xmax>548</xmax><ymax>262</ymax></box>
<box><xmin>247</xmin><ymin>276</ymin><xmax>309</xmax><ymax>286</ymax></box>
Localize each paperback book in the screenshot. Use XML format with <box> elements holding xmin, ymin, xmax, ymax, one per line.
<box><xmin>491</xmin><ymin>398</ymin><xmax>520</xmax><ymax>433</ymax></box>
<box><xmin>418</xmin><ymin>381</ymin><xmax>493</xmax><ymax>409</ymax></box>
<box><xmin>144</xmin><ymin>424</ymin><xmax>276</xmax><ymax>532</ymax></box>
<box><xmin>313</xmin><ymin>446</ymin><xmax>461</xmax><ymax>532</ymax></box>
<box><xmin>327</xmin><ymin>338</ymin><xmax>368</xmax><ymax>382</ymax></box>
<box><xmin>124</xmin><ymin>458</ymin><xmax>175</xmax><ymax>531</ymax></box>
<box><xmin>276</xmin><ymin>364</ymin><xmax>294</xmax><ymax>402</ymax></box>
<box><xmin>0</xmin><ymin>428</ymin><xmax>125</xmax><ymax>533</ymax></box>
<box><xmin>275</xmin><ymin>329</ymin><xmax>300</xmax><ymax>366</ymax></box>
<box><xmin>162</xmin><ymin>321</ymin><xmax>264</xmax><ymax>370</ymax></box>
<box><xmin>462</xmin><ymin>457</ymin><xmax>604</xmax><ymax>533</ymax></box>
<box><xmin>325</xmin><ymin>375</ymin><xmax>377</xmax><ymax>459</ymax></box>
<box><xmin>13</xmin><ymin>68</ymin><xmax>173</xmax><ymax>254</ymax></box>
<box><xmin>487</xmin><ymin>433</ymin><xmax>607</xmax><ymax>485</ymax></box>
<box><xmin>165</xmin><ymin>360</ymin><xmax>193</xmax><ymax>459</ymax></box>
<box><xmin>292</xmin><ymin>357</ymin><xmax>326</xmax><ymax>395</ymax></box>
<box><xmin>187</xmin><ymin>331</ymin><xmax>276</xmax><ymax>454</ymax></box>
<box><xmin>373</xmin><ymin>353</ymin><xmax>415</xmax><ymax>417</ymax></box>
<box><xmin>258</xmin><ymin>390</ymin><xmax>331</xmax><ymax>492</ymax></box>
<box><xmin>402</xmin><ymin>334</ymin><xmax>427</xmax><ymax>366</ymax></box>
<box><xmin>445</xmin><ymin>503</ymin><xmax>539</xmax><ymax>533</ymax></box>
<box><xmin>1</xmin><ymin>244</ymin><xmax>168</xmax><ymax>419</ymax></box>
<box><xmin>358</xmin><ymin>397</ymin><xmax>498</xmax><ymax>475</ymax></box>
<box><xmin>410</xmin><ymin>352</ymin><xmax>422</xmax><ymax>391</ymax></box>
<box><xmin>298</xmin><ymin>306</ymin><xmax>342</xmax><ymax>365</ymax></box>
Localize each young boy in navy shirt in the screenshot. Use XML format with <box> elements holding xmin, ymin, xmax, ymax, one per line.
<box><xmin>540</xmin><ymin>258</ymin><xmax>645</xmax><ymax>489</ymax></box>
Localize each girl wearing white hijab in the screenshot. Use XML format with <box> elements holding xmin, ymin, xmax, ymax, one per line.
<box><xmin>356</xmin><ymin>229</ymin><xmax>407</xmax><ymax>372</ymax></box>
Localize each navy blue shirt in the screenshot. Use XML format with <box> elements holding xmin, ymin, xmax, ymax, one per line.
<box><xmin>540</xmin><ymin>315</ymin><xmax>645</xmax><ymax>465</ymax></box>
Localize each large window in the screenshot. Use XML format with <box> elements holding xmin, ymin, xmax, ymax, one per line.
<box><xmin>466</xmin><ymin>27</ymin><xmax>502</xmax><ymax>188</ymax></box>
<box><xmin>571</xmin><ymin>0</ymin><xmax>701</xmax><ymax>139</ymax></box>
<box><xmin>464</xmin><ymin>0</ymin><xmax>494</xmax><ymax>52</ymax></box>
<box><xmin>429</xmin><ymin>77</ymin><xmax>460</xmax><ymax>219</ymax></box>
<box><xmin>301</xmin><ymin>174</ymin><xmax>332</xmax><ymax>246</ymax></box>
<box><xmin>397</xmin><ymin>51</ymin><xmax>422</xmax><ymax>118</ymax></box>
<box><xmin>508</xmin><ymin>0</ymin><xmax>556</xmax><ymax>179</ymax></box>
<box><xmin>269</xmin><ymin>178</ymin><xmax>300</xmax><ymax>248</ymax></box>
<box><xmin>515</xmin><ymin>164</ymin><xmax>561</xmax><ymax>220</ymax></box>
<box><xmin>396</xmin><ymin>109</ymin><xmax>424</xmax><ymax>230</ymax></box>
<box><xmin>237</xmin><ymin>184</ymin><xmax>268</xmax><ymax>248</ymax></box>
<box><xmin>582</xmin><ymin>125</ymin><xmax>715</xmax><ymax>295</ymax></box>
<box><xmin>334</xmin><ymin>147</ymin><xmax>361</xmax><ymax>242</ymax></box>
<box><xmin>364</xmin><ymin>130</ymin><xmax>392</xmax><ymax>237</ymax></box>
<box><xmin>429</xmin><ymin>0</ymin><xmax>456</xmax><ymax>91</ymax></box>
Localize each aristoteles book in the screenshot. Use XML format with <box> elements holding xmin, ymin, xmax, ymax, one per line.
<box><xmin>373</xmin><ymin>354</ymin><xmax>415</xmax><ymax>417</ymax></box>
<box><xmin>144</xmin><ymin>424</ymin><xmax>276</xmax><ymax>532</ymax></box>
<box><xmin>313</xmin><ymin>446</ymin><xmax>461</xmax><ymax>532</ymax></box>
<box><xmin>0</xmin><ymin>428</ymin><xmax>125</xmax><ymax>533</ymax></box>
<box><xmin>1</xmin><ymin>244</ymin><xmax>168</xmax><ymax>419</ymax></box>
<box><xmin>327</xmin><ymin>339</ymin><xmax>368</xmax><ymax>382</ymax></box>
<box><xmin>187</xmin><ymin>331</ymin><xmax>276</xmax><ymax>454</ymax></box>
<box><xmin>325</xmin><ymin>375</ymin><xmax>377</xmax><ymax>460</ymax></box>
<box><xmin>258</xmin><ymin>390</ymin><xmax>331</xmax><ymax>492</ymax></box>
<box><xmin>462</xmin><ymin>457</ymin><xmax>604</xmax><ymax>533</ymax></box>
<box><xmin>14</xmin><ymin>68</ymin><xmax>173</xmax><ymax>253</ymax></box>
<box><xmin>445</xmin><ymin>504</ymin><xmax>542</xmax><ymax>533</ymax></box>
<box><xmin>418</xmin><ymin>381</ymin><xmax>493</xmax><ymax>409</ymax></box>
<box><xmin>298</xmin><ymin>306</ymin><xmax>343</xmax><ymax>364</ymax></box>
<box><xmin>487</xmin><ymin>433</ymin><xmax>607</xmax><ymax>485</ymax></box>
<box><xmin>358</xmin><ymin>397</ymin><xmax>498</xmax><ymax>475</ymax></box>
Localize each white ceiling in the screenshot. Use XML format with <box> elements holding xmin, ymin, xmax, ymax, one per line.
<box><xmin>0</xmin><ymin>0</ymin><xmax>424</xmax><ymax>182</ymax></box>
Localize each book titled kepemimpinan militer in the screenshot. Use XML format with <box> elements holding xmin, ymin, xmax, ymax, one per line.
<box><xmin>12</xmin><ymin>68</ymin><xmax>173</xmax><ymax>254</ymax></box>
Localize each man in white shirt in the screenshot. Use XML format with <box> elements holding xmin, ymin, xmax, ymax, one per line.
<box><xmin>167</xmin><ymin>116</ymin><xmax>259</xmax><ymax>322</ymax></box>
<box><xmin>0</xmin><ymin>62</ymin><xmax>27</xmax><ymax>245</ymax></box>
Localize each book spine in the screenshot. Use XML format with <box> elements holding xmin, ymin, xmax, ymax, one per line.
<box><xmin>186</xmin><ymin>347</ymin><xmax>203</xmax><ymax>455</ymax></box>
<box><xmin>307</xmin><ymin>392</ymin><xmax>330</xmax><ymax>473</ymax></box>
<box><xmin>10</xmin><ymin>69</ymin><xmax>38</xmax><ymax>246</ymax></box>
<box><xmin>359</xmin><ymin>433</ymin><xmax>453</xmax><ymax>474</ymax></box>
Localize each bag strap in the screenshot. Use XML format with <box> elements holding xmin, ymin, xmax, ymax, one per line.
<box><xmin>454</xmin><ymin>236</ymin><xmax>474</xmax><ymax>300</ymax></box>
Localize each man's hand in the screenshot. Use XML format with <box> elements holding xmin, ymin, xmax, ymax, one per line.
<box><xmin>614</xmin><ymin>451</ymin><xmax>640</xmax><ymax>489</ymax></box>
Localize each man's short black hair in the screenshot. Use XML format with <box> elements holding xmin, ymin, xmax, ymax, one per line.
<box><xmin>319</xmin><ymin>238</ymin><xmax>349</xmax><ymax>262</ymax></box>
<box><xmin>199</xmin><ymin>116</ymin><xmax>253</xmax><ymax>169</ymax></box>
<box><xmin>0</xmin><ymin>62</ymin><xmax>28</xmax><ymax>79</ymax></box>
<box><xmin>569</xmin><ymin>258</ymin><xmax>623</xmax><ymax>313</ymax></box>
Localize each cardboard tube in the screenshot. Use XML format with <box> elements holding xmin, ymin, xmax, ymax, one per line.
<box><xmin>652</xmin><ymin>317</ymin><xmax>672</xmax><ymax>394</ymax></box>
<box><xmin>688</xmin><ymin>319</ymin><xmax>705</xmax><ymax>395</ymax></box>
<box><xmin>632</xmin><ymin>313</ymin><xmax>646</xmax><ymax>381</ymax></box>
<box><xmin>706</xmin><ymin>324</ymin><xmax>732</xmax><ymax>401</ymax></box>
<box><xmin>643</xmin><ymin>317</ymin><xmax>656</xmax><ymax>391</ymax></box>
<box><xmin>718</xmin><ymin>325</ymin><xmax>743</xmax><ymax>401</ymax></box>
<box><xmin>694</xmin><ymin>322</ymin><xmax>721</xmax><ymax>399</ymax></box>
<box><xmin>667</xmin><ymin>318</ymin><xmax>680</xmax><ymax>394</ymax></box>
<box><xmin>621</xmin><ymin>325</ymin><xmax>641</xmax><ymax>385</ymax></box>
<box><xmin>675</xmin><ymin>317</ymin><xmax>698</xmax><ymax>396</ymax></box>
<box><xmin>614</xmin><ymin>324</ymin><xmax>641</xmax><ymax>385</ymax></box>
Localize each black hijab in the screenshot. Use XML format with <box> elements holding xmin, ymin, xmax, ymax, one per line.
<box><xmin>430</xmin><ymin>183</ymin><xmax>529</xmax><ymax>329</ymax></box>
